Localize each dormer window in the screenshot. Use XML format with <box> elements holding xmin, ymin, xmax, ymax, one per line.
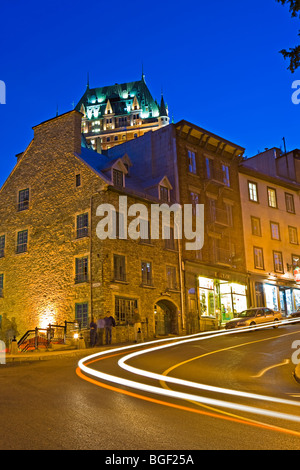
<box><xmin>113</xmin><ymin>169</ymin><xmax>124</xmax><ymax>188</ymax></box>
<box><xmin>160</xmin><ymin>185</ymin><xmax>169</xmax><ymax>202</ymax></box>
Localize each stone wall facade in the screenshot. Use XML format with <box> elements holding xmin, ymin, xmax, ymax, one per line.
<box><xmin>0</xmin><ymin>111</ymin><xmax>182</xmax><ymax>344</ymax></box>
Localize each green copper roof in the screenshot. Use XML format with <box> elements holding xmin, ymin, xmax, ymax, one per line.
<box><xmin>76</xmin><ymin>78</ymin><xmax>161</xmax><ymax>119</ymax></box>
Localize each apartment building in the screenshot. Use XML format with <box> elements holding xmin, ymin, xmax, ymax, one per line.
<box><xmin>239</xmin><ymin>148</ymin><xmax>300</xmax><ymax>315</ymax></box>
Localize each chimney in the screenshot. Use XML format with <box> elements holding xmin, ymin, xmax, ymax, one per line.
<box><xmin>32</xmin><ymin>110</ymin><xmax>82</xmax><ymax>155</ymax></box>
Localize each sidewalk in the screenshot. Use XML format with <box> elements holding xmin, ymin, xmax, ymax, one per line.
<box><xmin>4</xmin><ymin>344</ymin><xmax>113</xmax><ymax>363</ymax></box>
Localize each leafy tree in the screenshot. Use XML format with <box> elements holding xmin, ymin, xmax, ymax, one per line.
<box><xmin>277</xmin><ymin>0</ymin><xmax>300</xmax><ymax>72</ymax></box>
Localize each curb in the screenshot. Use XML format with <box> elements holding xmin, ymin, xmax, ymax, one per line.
<box><xmin>294</xmin><ymin>364</ymin><xmax>300</xmax><ymax>384</ymax></box>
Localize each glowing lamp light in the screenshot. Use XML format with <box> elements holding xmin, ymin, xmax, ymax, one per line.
<box><xmin>73</xmin><ymin>333</ymin><xmax>79</xmax><ymax>340</ymax></box>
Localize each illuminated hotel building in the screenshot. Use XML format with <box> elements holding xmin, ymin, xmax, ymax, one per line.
<box><xmin>239</xmin><ymin>148</ymin><xmax>300</xmax><ymax>316</ymax></box>
<box><xmin>76</xmin><ymin>73</ymin><xmax>170</xmax><ymax>152</ymax></box>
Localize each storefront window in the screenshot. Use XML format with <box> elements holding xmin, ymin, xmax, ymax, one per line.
<box><xmin>264</xmin><ymin>284</ymin><xmax>278</xmax><ymax>311</ymax></box>
<box><xmin>198</xmin><ymin>277</ymin><xmax>247</xmax><ymax>322</ymax></box>
<box><xmin>294</xmin><ymin>289</ymin><xmax>300</xmax><ymax>311</ymax></box>
<box><xmin>199</xmin><ymin>277</ymin><xmax>215</xmax><ymax>317</ymax></box>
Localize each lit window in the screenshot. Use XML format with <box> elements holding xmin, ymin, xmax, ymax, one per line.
<box><xmin>248</xmin><ymin>182</ymin><xmax>258</xmax><ymax>202</ymax></box>
<box><xmin>268</xmin><ymin>188</ymin><xmax>277</xmax><ymax>208</ymax></box>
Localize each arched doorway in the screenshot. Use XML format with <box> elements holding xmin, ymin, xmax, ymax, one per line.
<box><xmin>154</xmin><ymin>299</ymin><xmax>179</xmax><ymax>336</ymax></box>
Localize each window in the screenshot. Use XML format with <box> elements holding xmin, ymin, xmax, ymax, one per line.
<box><xmin>76</xmin><ymin>213</ymin><xmax>88</xmax><ymax>238</ymax></box>
<box><xmin>270</xmin><ymin>222</ymin><xmax>280</xmax><ymax>240</ymax></box>
<box><xmin>141</xmin><ymin>261</ymin><xmax>152</xmax><ymax>286</ymax></box>
<box><xmin>188</xmin><ymin>150</ymin><xmax>196</xmax><ymax>174</ymax></box>
<box><xmin>248</xmin><ymin>182</ymin><xmax>258</xmax><ymax>202</ymax></box>
<box><xmin>273</xmin><ymin>251</ymin><xmax>283</xmax><ymax>273</ymax></box>
<box><xmin>267</xmin><ymin>187</ymin><xmax>277</xmax><ymax>208</ymax></box>
<box><xmin>0</xmin><ymin>274</ymin><xmax>3</xmax><ymax>298</ymax></box>
<box><xmin>16</xmin><ymin>230</ymin><xmax>28</xmax><ymax>253</ymax></box>
<box><xmin>75</xmin><ymin>257</ymin><xmax>88</xmax><ymax>283</ymax></box>
<box><xmin>225</xmin><ymin>204</ymin><xmax>233</xmax><ymax>227</ymax></box>
<box><xmin>289</xmin><ymin>226</ymin><xmax>298</xmax><ymax>245</ymax></box>
<box><xmin>205</xmin><ymin>158</ymin><xmax>214</xmax><ymax>179</ymax></box>
<box><xmin>222</xmin><ymin>164</ymin><xmax>230</xmax><ymax>187</ymax></box>
<box><xmin>75</xmin><ymin>174</ymin><xmax>81</xmax><ymax>187</ymax></box>
<box><xmin>115</xmin><ymin>297</ymin><xmax>137</xmax><ymax>324</ymax></box>
<box><xmin>75</xmin><ymin>303</ymin><xmax>88</xmax><ymax>328</ymax></box>
<box><xmin>113</xmin><ymin>254</ymin><xmax>126</xmax><ymax>281</ymax></box>
<box><xmin>190</xmin><ymin>192</ymin><xmax>200</xmax><ymax>216</ymax></box>
<box><xmin>166</xmin><ymin>266</ymin><xmax>177</xmax><ymax>290</ymax></box>
<box><xmin>254</xmin><ymin>247</ymin><xmax>264</xmax><ymax>270</ymax></box>
<box><xmin>18</xmin><ymin>189</ymin><xmax>29</xmax><ymax>211</ymax></box>
<box><xmin>285</xmin><ymin>193</ymin><xmax>295</xmax><ymax>213</ymax></box>
<box><xmin>113</xmin><ymin>169</ymin><xmax>124</xmax><ymax>187</ymax></box>
<box><xmin>292</xmin><ymin>254</ymin><xmax>300</xmax><ymax>269</ymax></box>
<box><xmin>0</xmin><ymin>235</ymin><xmax>5</xmax><ymax>258</ymax></box>
<box><xmin>115</xmin><ymin>211</ymin><xmax>126</xmax><ymax>239</ymax></box>
<box><xmin>208</xmin><ymin>198</ymin><xmax>216</xmax><ymax>222</ymax></box>
<box><xmin>251</xmin><ymin>217</ymin><xmax>261</xmax><ymax>236</ymax></box>
<box><xmin>255</xmin><ymin>282</ymin><xmax>264</xmax><ymax>307</ymax></box>
<box><xmin>164</xmin><ymin>226</ymin><xmax>177</xmax><ymax>250</ymax></box>
<box><xmin>160</xmin><ymin>186</ymin><xmax>169</xmax><ymax>202</ymax></box>
<box><xmin>140</xmin><ymin>219</ymin><xmax>151</xmax><ymax>244</ymax></box>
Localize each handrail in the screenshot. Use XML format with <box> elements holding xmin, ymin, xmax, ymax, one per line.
<box><xmin>17</xmin><ymin>321</ymin><xmax>81</xmax><ymax>352</ymax></box>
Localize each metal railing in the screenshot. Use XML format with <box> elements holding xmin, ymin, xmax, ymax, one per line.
<box><xmin>17</xmin><ymin>321</ymin><xmax>82</xmax><ymax>353</ymax></box>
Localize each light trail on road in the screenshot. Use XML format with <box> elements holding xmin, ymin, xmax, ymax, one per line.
<box><xmin>77</xmin><ymin>318</ymin><xmax>300</xmax><ymax>433</ymax></box>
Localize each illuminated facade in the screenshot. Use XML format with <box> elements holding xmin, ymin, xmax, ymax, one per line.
<box><xmin>76</xmin><ymin>74</ymin><xmax>169</xmax><ymax>152</ymax></box>
<box><xmin>107</xmin><ymin>121</ymin><xmax>248</xmax><ymax>332</ymax></box>
<box><xmin>0</xmin><ymin>110</ymin><xmax>182</xmax><ymax>341</ymax></box>
<box><xmin>239</xmin><ymin>148</ymin><xmax>300</xmax><ymax>316</ymax></box>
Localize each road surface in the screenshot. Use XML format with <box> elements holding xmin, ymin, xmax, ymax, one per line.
<box><xmin>1</xmin><ymin>321</ymin><xmax>300</xmax><ymax>450</ymax></box>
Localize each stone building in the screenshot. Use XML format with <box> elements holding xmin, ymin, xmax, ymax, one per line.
<box><xmin>76</xmin><ymin>73</ymin><xmax>170</xmax><ymax>152</ymax></box>
<box><xmin>106</xmin><ymin>120</ymin><xmax>248</xmax><ymax>332</ymax></box>
<box><xmin>0</xmin><ymin>110</ymin><xmax>182</xmax><ymax>342</ymax></box>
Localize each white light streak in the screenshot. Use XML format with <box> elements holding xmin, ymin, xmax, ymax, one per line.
<box><xmin>78</xmin><ymin>318</ymin><xmax>300</xmax><ymax>424</ymax></box>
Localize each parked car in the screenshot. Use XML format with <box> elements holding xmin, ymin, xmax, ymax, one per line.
<box><xmin>289</xmin><ymin>311</ymin><xmax>300</xmax><ymax>319</ymax></box>
<box><xmin>225</xmin><ymin>308</ymin><xmax>282</xmax><ymax>330</ymax></box>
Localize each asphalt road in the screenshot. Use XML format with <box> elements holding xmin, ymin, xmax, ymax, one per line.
<box><xmin>1</xmin><ymin>322</ymin><xmax>300</xmax><ymax>450</ymax></box>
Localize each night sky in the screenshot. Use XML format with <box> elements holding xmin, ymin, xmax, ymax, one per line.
<box><xmin>1</xmin><ymin>0</ymin><xmax>300</xmax><ymax>188</ymax></box>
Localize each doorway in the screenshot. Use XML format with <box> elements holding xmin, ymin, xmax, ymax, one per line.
<box><xmin>154</xmin><ymin>300</ymin><xmax>178</xmax><ymax>336</ymax></box>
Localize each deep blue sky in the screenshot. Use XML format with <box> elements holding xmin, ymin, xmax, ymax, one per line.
<box><xmin>1</xmin><ymin>0</ymin><xmax>300</xmax><ymax>187</ymax></box>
